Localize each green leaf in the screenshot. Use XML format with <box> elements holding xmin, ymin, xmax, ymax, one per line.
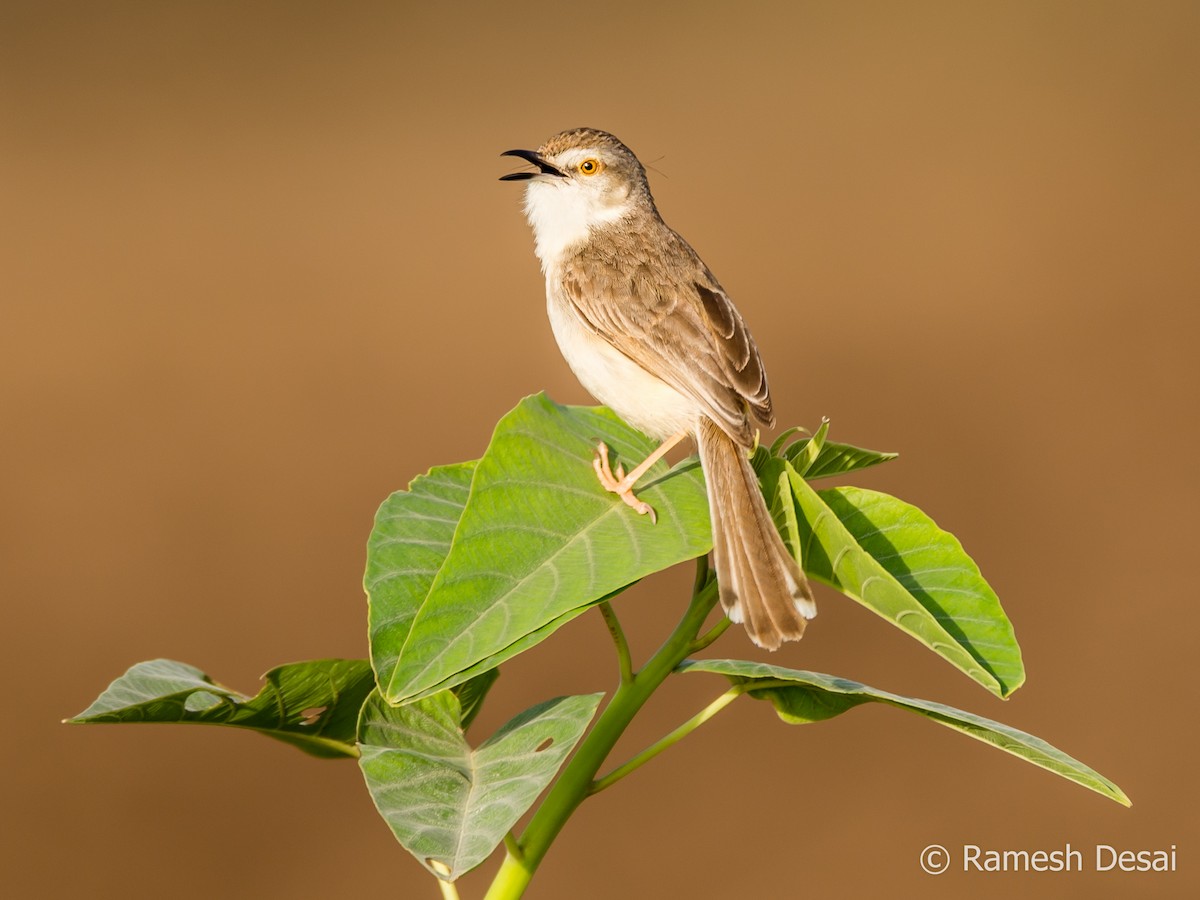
<box><xmin>679</xmin><ymin>659</ymin><xmax>1128</xmax><ymax>807</ymax></box>
<box><xmin>825</xmin><ymin>485</ymin><xmax>1023</xmax><ymax>694</ymax></box>
<box><xmin>454</xmin><ymin>668</ymin><xmax>500</xmax><ymax>731</ymax></box>
<box><xmin>366</xmin><ymin>461</ymin><xmax>478</xmax><ymax>704</ymax></box>
<box><xmin>783</xmin><ymin>433</ymin><xmax>898</xmax><ymax>479</ymax></box>
<box><xmin>755</xmin><ymin>453</ymin><xmax>798</xmax><ymax>550</ymax></box>
<box><xmin>358</xmin><ymin>689</ymin><xmax>604</xmax><ymax>880</ymax></box>
<box><xmin>785</xmin><ymin>418</ymin><xmax>830</xmax><ymax>475</ymax></box>
<box><xmin>786</xmin><ymin>467</ymin><xmax>1023</xmax><ymax>697</ymax></box>
<box><xmin>377</xmin><ymin>394</ymin><xmax>710</xmax><ymax>705</ymax></box>
<box><xmin>66</xmin><ymin>658</ymin><xmax>375</xmax><ymax>759</ymax></box>
<box><xmin>768</xmin><ymin>424</ymin><xmax>810</xmax><ymax>457</ymax></box>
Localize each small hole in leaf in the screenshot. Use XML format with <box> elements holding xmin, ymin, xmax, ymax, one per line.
<box><xmin>184</xmin><ymin>690</ymin><xmax>227</xmax><ymax>713</ymax></box>
<box><xmin>299</xmin><ymin>706</ymin><xmax>328</xmax><ymax>726</ymax></box>
<box><xmin>535</xmin><ymin>737</ymin><xmax>554</xmax><ymax>752</ymax></box>
<box><xmin>426</xmin><ymin>858</ymin><xmax>453</xmax><ymax>879</ymax></box>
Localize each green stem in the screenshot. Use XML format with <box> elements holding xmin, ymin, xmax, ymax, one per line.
<box><xmin>503</xmin><ymin>831</ymin><xmax>523</xmax><ymax>862</ymax></box>
<box><xmin>486</xmin><ymin>853</ymin><xmax>531</xmax><ymax>900</ymax></box>
<box><xmin>687</xmin><ymin>553</ymin><xmax>730</xmax><ymax>653</ymax></box>
<box><xmin>692</xmin><ymin>553</ymin><xmax>711</xmax><ymax>595</ymax></box>
<box><xmin>597</xmin><ymin>600</ymin><xmax>633</xmax><ymax>684</ymax></box>
<box><xmin>483</xmin><ymin>577</ymin><xmax>720</xmax><ymax>900</ymax></box>
<box><xmin>590</xmin><ymin>686</ymin><xmax>743</xmax><ymax>794</ymax></box>
<box><xmin>690</xmin><ymin>615</ymin><xmax>731</xmax><ymax>653</ymax></box>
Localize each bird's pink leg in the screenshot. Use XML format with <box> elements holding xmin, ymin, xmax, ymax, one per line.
<box><xmin>592</xmin><ymin>430</ymin><xmax>689</xmax><ymax>524</ymax></box>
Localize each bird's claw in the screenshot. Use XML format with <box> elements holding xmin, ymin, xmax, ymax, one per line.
<box><xmin>592</xmin><ymin>441</ymin><xmax>657</xmax><ymax>523</ymax></box>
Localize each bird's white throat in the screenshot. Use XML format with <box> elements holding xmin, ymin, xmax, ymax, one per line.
<box><xmin>522</xmin><ymin>181</ymin><xmax>632</xmax><ymax>270</ymax></box>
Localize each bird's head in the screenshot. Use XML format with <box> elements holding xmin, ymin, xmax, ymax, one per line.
<box><xmin>501</xmin><ymin>128</ymin><xmax>654</xmax><ymax>266</ymax></box>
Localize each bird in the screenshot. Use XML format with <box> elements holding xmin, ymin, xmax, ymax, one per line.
<box><xmin>500</xmin><ymin>127</ymin><xmax>815</xmax><ymax>650</ymax></box>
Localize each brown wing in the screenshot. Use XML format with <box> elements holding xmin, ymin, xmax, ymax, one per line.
<box><xmin>560</xmin><ymin>224</ymin><xmax>774</xmax><ymax>447</ymax></box>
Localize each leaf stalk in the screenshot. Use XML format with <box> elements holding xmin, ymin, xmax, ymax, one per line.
<box><xmin>590</xmin><ymin>685</ymin><xmax>742</xmax><ymax>795</ymax></box>
<box><xmin>597</xmin><ymin>601</ymin><xmax>633</xmax><ymax>684</ymax></box>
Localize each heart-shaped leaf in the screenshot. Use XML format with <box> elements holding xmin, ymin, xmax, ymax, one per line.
<box><xmin>358</xmin><ymin>689</ymin><xmax>603</xmax><ymax>879</ymax></box>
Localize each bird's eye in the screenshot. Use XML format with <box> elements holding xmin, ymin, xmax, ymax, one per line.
<box><xmin>578</xmin><ymin>158</ymin><xmax>603</xmax><ymax>175</ymax></box>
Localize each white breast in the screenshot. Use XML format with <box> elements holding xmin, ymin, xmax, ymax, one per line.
<box><xmin>545</xmin><ymin>280</ymin><xmax>700</xmax><ymax>441</ymax></box>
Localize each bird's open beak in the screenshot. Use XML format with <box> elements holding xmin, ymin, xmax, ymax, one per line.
<box><xmin>499</xmin><ymin>149</ymin><xmax>565</xmax><ymax>181</ymax></box>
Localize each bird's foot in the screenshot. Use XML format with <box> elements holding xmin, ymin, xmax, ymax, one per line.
<box><xmin>592</xmin><ymin>441</ymin><xmax>657</xmax><ymax>523</ymax></box>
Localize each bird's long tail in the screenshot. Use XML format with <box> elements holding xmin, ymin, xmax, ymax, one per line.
<box><xmin>696</xmin><ymin>417</ymin><xmax>816</xmax><ymax>650</ymax></box>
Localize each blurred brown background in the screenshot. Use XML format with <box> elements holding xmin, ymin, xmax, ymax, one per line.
<box><xmin>3</xmin><ymin>1</ymin><xmax>1197</xmax><ymax>897</ymax></box>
